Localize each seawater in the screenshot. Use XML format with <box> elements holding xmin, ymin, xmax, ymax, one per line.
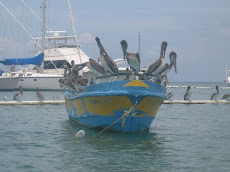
<box><xmin>0</xmin><ymin>82</ymin><xmax>230</xmax><ymax>172</ymax></box>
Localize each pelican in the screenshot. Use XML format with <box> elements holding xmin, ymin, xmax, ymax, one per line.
<box><xmin>36</xmin><ymin>87</ymin><xmax>44</xmax><ymax>102</ymax></box>
<box><xmin>86</xmin><ymin>58</ymin><xmax>105</xmax><ymax>76</ymax></box>
<box><xmin>222</xmin><ymin>94</ymin><xmax>230</xmax><ymax>101</ymax></box>
<box><xmin>95</xmin><ymin>37</ymin><xmax>118</xmax><ymax>74</ymax></box>
<box><xmin>158</xmin><ymin>51</ymin><xmax>177</xmax><ymax>77</ymax></box>
<box><xmin>120</xmin><ymin>40</ymin><xmax>140</xmax><ymax>71</ymax></box>
<box><xmin>167</xmin><ymin>92</ymin><xmax>173</xmax><ymax>100</ymax></box>
<box><xmin>210</xmin><ymin>86</ymin><xmax>219</xmax><ymax>101</ymax></box>
<box><xmin>184</xmin><ymin>86</ymin><xmax>191</xmax><ymax>100</ymax></box>
<box><xmin>146</xmin><ymin>41</ymin><xmax>167</xmax><ymax>75</ymax></box>
<box><xmin>13</xmin><ymin>86</ymin><xmax>23</xmax><ymax>101</ymax></box>
<box><xmin>64</xmin><ymin>65</ymin><xmax>68</xmax><ymax>77</ymax></box>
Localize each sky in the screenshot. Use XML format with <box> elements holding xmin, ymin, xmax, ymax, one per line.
<box><xmin>0</xmin><ymin>0</ymin><xmax>230</xmax><ymax>82</ymax></box>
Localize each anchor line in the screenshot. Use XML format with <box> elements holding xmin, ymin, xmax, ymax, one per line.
<box><xmin>94</xmin><ymin>103</ymin><xmax>138</xmax><ymax>138</ymax></box>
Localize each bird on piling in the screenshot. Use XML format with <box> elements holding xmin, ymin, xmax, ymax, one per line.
<box><xmin>36</xmin><ymin>87</ymin><xmax>44</xmax><ymax>102</ymax></box>
<box><xmin>13</xmin><ymin>86</ymin><xmax>23</xmax><ymax>101</ymax></box>
<box><xmin>120</xmin><ymin>40</ymin><xmax>140</xmax><ymax>71</ymax></box>
<box><xmin>210</xmin><ymin>86</ymin><xmax>219</xmax><ymax>101</ymax></box>
<box><xmin>222</xmin><ymin>94</ymin><xmax>230</xmax><ymax>101</ymax></box>
<box><xmin>167</xmin><ymin>92</ymin><xmax>173</xmax><ymax>100</ymax></box>
<box><xmin>184</xmin><ymin>86</ymin><xmax>191</xmax><ymax>100</ymax></box>
<box><xmin>95</xmin><ymin>37</ymin><xmax>118</xmax><ymax>74</ymax></box>
<box><xmin>146</xmin><ymin>41</ymin><xmax>167</xmax><ymax>75</ymax></box>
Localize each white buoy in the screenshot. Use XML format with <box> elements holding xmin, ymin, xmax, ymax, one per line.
<box><xmin>75</xmin><ymin>130</ymin><xmax>85</xmax><ymax>138</ymax></box>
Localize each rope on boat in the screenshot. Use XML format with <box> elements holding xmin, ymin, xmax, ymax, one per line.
<box><xmin>94</xmin><ymin>103</ymin><xmax>138</xmax><ymax>138</ymax></box>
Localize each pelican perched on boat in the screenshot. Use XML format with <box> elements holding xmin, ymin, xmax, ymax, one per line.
<box><xmin>95</xmin><ymin>37</ymin><xmax>118</xmax><ymax>74</ymax></box>
<box><xmin>158</xmin><ymin>51</ymin><xmax>177</xmax><ymax>77</ymax></box>
<box><xmin>167</xmin><ymin>92</ymin><xmax>173</xmax><ymax>100</ymax></box>
<box><xmin>146</xmin><ymin>41</ymin><xmax>167</xmax><ymax>75</ymax></box>
<box><xmin>120</xmin><ymin>40</ymin><xmax>140</xmax><ymax>71</ymax></box>
<box><xmin>36</xmin><ymin>87</ymin><xmax>44</xmax><ymax>102</ymax></box>
<box><xmin>184</xmin><ymin>86</ymin><xmax>191</xmax><ymax>100</ymax></box>
<box><xmin>13</xmin><ymin>86</ymin><xmax>23</xmax><ymax>101</ymax></box>
<box><xmin>210</xmin><ymin>86</ymin><xmax>219</xmax><ymax>100</ymax></box>
<box><xmin>86</xmin><ymin>58</ymin><xmax>105</xmax><ymax>77</ymax></box>
<box><xmin>222</xmin><ymin>94</ymin><xmax>230</xmax><ymax>101</ymax></box>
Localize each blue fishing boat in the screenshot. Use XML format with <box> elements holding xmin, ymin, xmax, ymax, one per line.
<box><xmin>64</xmin><ymin>79</ymin><xmax>167</xmax><ymax>133</ymax></box>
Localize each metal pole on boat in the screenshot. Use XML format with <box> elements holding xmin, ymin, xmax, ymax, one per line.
<box><xmin>67</xmin><ymin>0</ymin><xmax>82</xmax><ymax>64</ymax></box>
<box><xmin>138</xmin><ymin>32</ymin><xmax>140</xmax><ymax>56</ymax></box>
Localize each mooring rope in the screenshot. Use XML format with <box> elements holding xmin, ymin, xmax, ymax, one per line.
<box><xmin>94</xmin><ymin>103</ymin><xmax>138</xmax><ymax>138</ymax></box>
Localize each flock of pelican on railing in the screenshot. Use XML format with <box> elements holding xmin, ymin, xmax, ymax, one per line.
<box><xmin>59</xmin><ymin>37</ymin><xmax>177</xmax><ymax>92</ymax></box>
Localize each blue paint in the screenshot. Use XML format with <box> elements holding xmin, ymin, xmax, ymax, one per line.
<box><xmin>64</xmin><ymin>80</ymin><xmax>166</xmax><ymax>133</ymax></box>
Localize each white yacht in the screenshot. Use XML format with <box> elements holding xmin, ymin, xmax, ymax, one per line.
<box><xmin>14</xmin><ymin>31</ymin><xmax>90</xmax><ymax>90</ymax></box>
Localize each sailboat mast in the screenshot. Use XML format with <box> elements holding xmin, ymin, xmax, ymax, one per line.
<box><xmin>42</xmin><ymin>0</ymin><xmax>45</xmax><ymax>53</ymax></box>
<box><xmin>67</xmin><ymin>0</ymin><xmax>82</xmax><ymax>64</ymax></box>
<box><xmin>39</xmin><ymin>0</ymin><xmax>46</xmax><ymax>73</ymax></box>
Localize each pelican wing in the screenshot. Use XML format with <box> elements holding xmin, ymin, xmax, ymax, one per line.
<box><xmin>104</xmin><ymin>55</ymin><xmax>118</xmax><ymax>73</ymax></box>
<box><xmin>90</xmin><ymin>59</ymin><xmax>105</xmax><ymax>74</ymax></box>
<box><xmin>147</xmin><ymin>59</ymin><xmax>162</xmax><ymax>74</ymax></box>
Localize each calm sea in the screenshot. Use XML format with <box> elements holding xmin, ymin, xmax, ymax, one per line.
<box><xmin>0</xmin><ymin>82</ymin><xmax>230</xmax><ymax>172</ymax></box>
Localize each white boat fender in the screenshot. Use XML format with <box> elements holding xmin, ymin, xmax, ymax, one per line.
<box><xmin>75</xmin><ymin>130</ymin><xmax>85</xmax><ymax>138</ymax></box>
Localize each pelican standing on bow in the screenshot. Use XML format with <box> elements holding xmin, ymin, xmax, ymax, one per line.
<box><xmin>184</xmin><ymin>86</ymin><xmax>191</xmax><ymax>100</ymax></box>
<box><xmin>210</xmin><ymin>86</ymin><xmax>219</xmax><ymax>101</ymax></box>
<box><xmin>36</xmin><ymin>87</ymin><xmax>44</xmax><ymax>102</ymax></box>
<box><xmin>95</xmin><ymin>37</ymin><xmax>118</xmax><ymax>74</ymax></box>
<box><xmin>158</xmin><ymin>51</ymin><xmax>177</xmax><ymax>77</ymax></box>
<box><xmin>146</xmin><ymin>41</ymin><xmax>167</xmax><ymax>75</ymax></box>
<box><xmin>120</xmin><ymin>40</ymin><xmax>140</xmax><ymax>71</ymax></box>
<box><xmin>13</xmin><ymin>86</ymin><xmax>23</xmax><ymax>101</ymax></box>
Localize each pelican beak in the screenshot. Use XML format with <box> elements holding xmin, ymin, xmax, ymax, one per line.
<box><xmin>173</xmin><ymin>53</ymin><xmax>177</xmax><ymax>73</ymax></box>
<box><xmin>123</xmin><ymin>51</ymin><xmax>126</xmax><ymax>60</ymax></box>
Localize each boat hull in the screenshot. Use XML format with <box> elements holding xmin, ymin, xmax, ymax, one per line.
<box><xmin>16</xmin><ymin>75</ymin><xmax>62</xmax><ymax>91</ymax></box>
<box><xmin>0</xmin><ymin>76</ymin><xmax>20</xmax><ymax>91</ymax></box>
<box><xmin>64</xmin><ymin>80</ymin><xmax>167</xmax><ymax>133</ymax></box>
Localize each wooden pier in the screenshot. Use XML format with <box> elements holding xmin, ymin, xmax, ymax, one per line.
<box><xmin>0</xmin><ymin>100</ymin><xmax>229</xmax><ymax>105</ymax></box>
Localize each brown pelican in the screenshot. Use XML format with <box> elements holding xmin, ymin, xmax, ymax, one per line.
<box><xmin>36</xmin><ymin>87</ymin><xmax>44</xmax><ymax>102</ymax></box>
<box><xmin>158</xmin><ymin>51</ymin><xmax>177</xmax><ymax>77</ymax></box>
<box><xmin>120</xmin><ymin>40</ymin><xmax>140</xmax><ymax>71</ymax></box>
<box><xmin>184</xmin><ymin>86</ymin><xmax>191</xmax><ymax>100</ymax></box>
<box><xmin>64</xmin><ymin>65</ymin><xmax>68</xmax><ymax>77</ymax></box>
<box><xmin>86</xmin><ymin>58</ymin><xmax>105</xmax><ymax>76</ymax></box>
<box><xmin>167</xmin><ymin>92</ymin><xmax>173</xmax><ymax>100</ymax></box>
<box><xmin>222</xmin><ymin>94</ymin><xmax>230</xmax><ymax>101</ymax></box>
<box><xmin>13</xmin><ymin>86</ymin><xmax>23</xmax><ymax>101</ymax></box>
<box><xmin>71</xmin><ymin>60</ymin><xmax>75</xmax><ymax>67</ymax></box>
<box><xmin>95</xmin><ymin>37</ymin><xmax>118</xmax><ymax>74</ymax></box>
<box><xmin>210</xmin><ymin>86</ymin><xmax>219</xmax><ymax>100</ymax></box>
<box><xmin>146</xmin><ymin>41</ymin><xmax>167</xmax><ymax>75</ymax></box>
